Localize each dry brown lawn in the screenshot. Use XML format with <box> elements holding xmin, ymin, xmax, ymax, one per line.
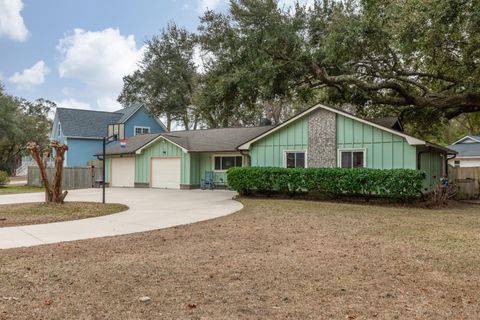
<box><xmin>0</xmin><ymin>199</ymin><xmax>479</xmax><ymax>319</ymax></box>
<box><xmin>0</xmin><ymin>202</ymin><xmax>128</xmax><ymax>227</ymax></box>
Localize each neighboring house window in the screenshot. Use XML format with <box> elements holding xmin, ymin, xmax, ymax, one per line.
<box><xmin>134</xmin><ymin>126</ymin><xmax>150</xmax><ymax>136</ymax></box>
<box><xmin>57</xmin><ymin>123</ymin><xmax>61</xmax><ymax>137</ymax></box>
<box><xmin>214</xmin><ymin>156</ymin><xmax>243</xmax><ymax>171</ymax></box>
<box><xmin>285</xmin><ymin>151</ymin><xmax>306</xmax><ymax>168</ymax></box>
<box><xmin>338</xmin><ymin>149</ymin><xmax>366</xmax><ymax>168</ymax></box>
<box><xmin>454</xmin><ymin>160</ymin><xmax>460</xmax><ymax>167</ymax></box>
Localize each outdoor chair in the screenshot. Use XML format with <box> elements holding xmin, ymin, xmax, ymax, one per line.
<box><xmin>200</xmin><ymin>171</ymin><xmax>215</xmax><ymax>190</ymax></box>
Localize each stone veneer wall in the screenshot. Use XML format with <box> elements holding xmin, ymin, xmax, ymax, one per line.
<box><xmin>307</xmin><ymin>108</ymin><xmax>336</xmax><ymax>167</ymax></box>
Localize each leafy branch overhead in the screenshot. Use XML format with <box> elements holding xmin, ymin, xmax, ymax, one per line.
<box><xmin>118</xmin><ymin>0</ymin><xmax>480</xmax><ymax>139</ymax></box>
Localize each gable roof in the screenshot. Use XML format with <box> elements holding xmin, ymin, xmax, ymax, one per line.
<box><xmin>368</xmin><ymin>117</ymin><xmax>404</xmax><ymax>132</ymax></box>
<box><xmin>237</xmin><ymin>103</ymin><xmax>456</xmax><ymax>154</ymax></box>
<box><xmin>451</xmin><ymin>135</ymin><xmax>480</xmax><ymax>145</ymax></box>
<box><xmin>103</xmin><ymin>126</ymin><xmax>273</xmax><ymax>155</ymax></box>
<box><xmin>448</xmin><ymin>142</ymin><xmax>480</xmax><ymax>157</ymax></box>
<box><xmin>57</xmin><ymin>108</ymin><xmax>123</xmax><ymax>139</ymax></box>
<box><xmin>100</xmin><ymin>133</ymin><xmax>161</xmax><ymax>155</ymax></box>
<box><xmin>115</xmin><ymin>104</ymin><xmax>168</xmax><ymax>131</ymax></box>
<box><xmin>56</xmin><ymin>105</ymin><xmax>167</xmax><ymax>139</ymax></box>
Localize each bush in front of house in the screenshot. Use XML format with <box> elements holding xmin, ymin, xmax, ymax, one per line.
<box><xmin>227</xmin><ymin>167</ymin><xmax>425</xmax><ymax>200</ymax></box>
<box><xmin>0</xmin><ymin>170</ymin><xmax>10</xmax><ymax>186</ymax></box>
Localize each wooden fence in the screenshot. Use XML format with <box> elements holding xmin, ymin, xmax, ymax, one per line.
<box><xmin>28</xmin><ymin>166</ymin><xmax>103</xmax><ymax>190</ymax></box>
<box><xmin>449</xmin><ymin>167</ymin><xmax>480</xmax><ymax>200</ymax></box>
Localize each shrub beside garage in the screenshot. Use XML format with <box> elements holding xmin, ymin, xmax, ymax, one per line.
<box><xmin>227</xmin><ymin>167</ymin><xmax>425</xmax><ymax>200</ymax></box>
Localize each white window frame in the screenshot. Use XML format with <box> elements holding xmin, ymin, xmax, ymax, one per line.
<box><xmin>134</xmin><ymin>126</ymin><xmax>150</xmax><ymax>136</ymax></box>
<box><xmin>283</xmin><ymin>150</ymin><xmax>308</xmax><ymax>168</ymax></box>
<box><xmin>212</xmin><ymin>154</ymin><xmax>244</xmax><ymax>172</ymax></box>
<box><xmin>337</xmin><ymin>148</ymin><xmax>367</xmax><ymax>168</ymax></box>
<box><xmin>57</xmin><ymin>122</ymin><xmax>62</xmax><ymax>137</ymax></box>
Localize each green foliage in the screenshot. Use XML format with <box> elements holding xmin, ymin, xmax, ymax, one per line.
<box><xmin>195</xmin><ymin>0</ymin><xmax>480</xmax><ymax>140</ymax></box>
<box><xmin>227</xmin><ymin>167</ymin><xmax>425</xmax><ymax>200</ymax></box>
<box><xmin>0</xmin><ymin>170</ymin><xmax>9</xmax><ymax>185</ymax></box>
<box><xmin>118</xmin><ymin>23</ymin><xmax>198</xmax><ymax>130</ymax></box>
<box><xmin>0</xmin><ymin>86</ymin><xmax>53</xmax><ymax>174</ymax></box>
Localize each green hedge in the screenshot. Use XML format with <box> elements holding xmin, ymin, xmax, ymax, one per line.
<box><xmin>0</xmin><ymin>170</ymin><xmax>9</xmax><ymax>186</ymax></box>
<box><xmin>227</xmin><ymin>167</ymin><xmax>425</xmax><ymax>200</ymax></box>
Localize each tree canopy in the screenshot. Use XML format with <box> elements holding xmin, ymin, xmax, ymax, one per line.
<box><xmin>119</xmin><ymin>0</ymin><xmax>480</xmax><ymax>142</ymax></box>
<box><xmin>0</xmin><ymin>85</ymin><xmax>53</xmax><ymax>174</ymax></box>
<box><xmin>118</xmin><ymin>23</ymin><xmax>198</xmax><ymax>130</ymax></box>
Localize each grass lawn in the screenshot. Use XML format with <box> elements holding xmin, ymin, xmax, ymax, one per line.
<box><xmin>0</xmin><ymin>185</ymin><xmax>44</xmax><ymax>195</ymax></box>
<box><xmin>1</xmin><ymin>199</ymin><xmax>479</xmax><ymax>319</ymax></box>
<box><xmin>0</xmin><ymin>202</ymin><xmax>128</xmax><ymax>227</ymax></box>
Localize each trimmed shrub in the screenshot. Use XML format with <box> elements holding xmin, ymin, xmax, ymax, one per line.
<box><xmin>0</xmin><ymin>170</ymin><xmax>9</xmax><ymax>186</ymax></box>
<box><xmin>227</xmin><ymin>167</ymin><xmax>425</xmax><ymax>200</ymax></box>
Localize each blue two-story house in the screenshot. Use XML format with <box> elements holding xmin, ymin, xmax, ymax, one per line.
<box><xmin>51</xmin><ymin>104</ymin><xmax>167</xmax><ymax>166</ymax></box>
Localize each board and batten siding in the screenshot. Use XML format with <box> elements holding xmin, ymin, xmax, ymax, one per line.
<box><xmin>336</xmin><ymin>114</ymin><xmax>417</xmax><ymax>169</ymax></box>
<box><xmin>419</xmin><ymin>149</ymin><xmax>445</xmax><ymax>191</ymax></box>
<box><xmin>250</xmin><ymin>117</ymin><xmax>309</xmax><ymax>167</ymax></box>
<box><xmin>134</xmin><ymin>138</ymin><xmax>191</xmax><ymax>185</ymax></box>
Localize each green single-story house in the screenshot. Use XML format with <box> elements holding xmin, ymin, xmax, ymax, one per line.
<box><xmin>102</xmin><ymin>104</ymin><xmax>456</xmax><ymax>191</ymax></box>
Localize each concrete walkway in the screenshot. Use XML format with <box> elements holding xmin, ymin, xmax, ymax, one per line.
<box><xmin>0</xmin><ymin>188</ymin><xmax>242</xmax><ymax>249</ymax></box>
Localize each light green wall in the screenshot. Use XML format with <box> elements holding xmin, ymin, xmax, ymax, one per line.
<box><xmin>135</xmin><ymin>138</ymin><xmax>191</xmax><ymax>185</ymax></box>
<box><xmin>193</xmin><ymin>152</ymin><xmax>243</xmax><ymax>184</ymax></box>
<box><xmin>336</xmin><ymin>115</ymin><xmax>417</xmax><ymax>169</ymax></box>
<box><xmin>418</xmin><ymin>149</ymin><xmax>444</xmax><ymax>191</ymax></box>
<box><xmin>250</xmin><ymin>117</ymin><xmax>308</xmax><ymax>167</ymax></box>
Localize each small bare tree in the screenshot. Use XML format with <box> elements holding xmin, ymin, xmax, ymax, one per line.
<box><xmin>26</xmin><ymin>141</ymin><xmax>68</xmax><ymax>204</ymax></box>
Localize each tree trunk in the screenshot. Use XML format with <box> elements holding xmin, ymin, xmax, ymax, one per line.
<box><xmin>26</xmin><ymin>142</ymin><xmax>52</xmax><ymax>203</ymax></box>
<box><xmin>26</xmin><ymin>141</ymin><xmax>68</xmax><ymax>204</ymax></box>
<box><xmin>51</xmin><ymin>141</ymin><xmax>68</xmax><ymax>204</ymax></box>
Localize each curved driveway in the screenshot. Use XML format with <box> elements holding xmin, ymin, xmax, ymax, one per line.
<box><xmin>0</xmin><ymin>188</ymin><xmax>242</xmax><ymax>249</ymax></box>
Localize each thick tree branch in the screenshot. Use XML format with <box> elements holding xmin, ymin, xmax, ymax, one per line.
<box><xmin>308</xmin><ymin>62</ymin><xmax>480</xmax><ymax>116</ymax></box>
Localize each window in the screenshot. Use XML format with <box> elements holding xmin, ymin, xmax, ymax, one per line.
<box><xmin>454</xmin><ymin>160</ymin><xmax>460</xmax><ymax>167</ymax></box>
<box><xmin>134</xmin><ymin>126</ymin><xmax>150</xmax><ymax>136</ymax></box>
<box><xmin>214</xmin><ymin>156</ymin><xmax>243</xmax><ymax>171</ymax></box>
<box><xmin>285</xmin><ymin>151</ymin><xmax>306</xmax><ymax>168</ymax></box>
<box><xmin>339</xmin><ymin>149</ymin><xmax>365</xmax><ymax>168</ymax></box>
<box><xmin>57</xmin><ymin>123</ymin><xmax>61</xmax><ymax>137</ymax></box>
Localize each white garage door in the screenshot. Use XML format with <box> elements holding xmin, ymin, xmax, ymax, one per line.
<box><xmin>110</xmin><ymin>157</ymin><xmax>135</xmax><ymax>187</ymax></box>
<box><xmin>151</xmin><ymin>157</ymin><xmax>181</xmax><ymax>189</ymax></box>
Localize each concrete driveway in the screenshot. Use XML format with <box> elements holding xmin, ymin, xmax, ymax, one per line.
<box><xmin>0</xmin><ymin>188</ymin><xmax>242</xmax><ymax>249</ymax></box>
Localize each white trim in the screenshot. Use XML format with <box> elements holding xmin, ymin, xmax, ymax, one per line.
<box><xmin>238</xmin><ymin>106</ymin><xmax>317</xmax><ymax>150</ymax></box>
<box><xmin>283</xmin><ymin>150</ymin><xmax>308</xmax><ymax>168</ymax></box>
<box><xmin>337</xmin><ymin>148</ymin><xmax>367</xmax><ymax>168</ymax></box>
<box><xmin>136</xmin><ymin>135</ymin><xmax>188</xmax><ymax>154</ymax></box>
<box><xmin>134</xmin><ymin>126</ymin><xmax>151</xmax><ymax>136</ymax></box>
<box><xmin>212</xmin><ymin>153</ymin><xmax>243</xmax><ymax>172</ymax></box>
<box><xmin>450</xmin><ymin>156</ymin><xmax>480</xmax><ymax>159</ymax></box>
<box><xmin>238</xmin><ymin>103</ymin><xmax>426</xmax><ymax>150</ymax></box>
<box><xmin>64</xmin><ymin>137</ymin><xmax>68</xmax><ymax>166</ymax></box>
<box><xmin>65</xmin><ymin>136</ymin><xmax>103</xmax><ymax>140</ymax></box>
<box><xmin>451</xmin><ymin>135</ymin><xmax>480</xmax><ymax>145</ymax></box>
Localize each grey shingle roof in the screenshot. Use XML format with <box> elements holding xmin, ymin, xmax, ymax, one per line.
<box><xmin>162</xmin><ymin>126</ymin><xmax>274</xmax><ymax>152</ymax></box>
<box><xmin>57</xmin><ymin>108</ymin><xmax>123</xmax><ymax>138</ymax></box>
<box><xmin>103</xmin><ymin>126</ymin><xmax>274</xmax><ymax>155</ymax></box>
<box><xmin>368</xmin><ymin>117</ymin><xmax>403</xmax><ymax>131</ymax></box>
<box><xmin>448</xmin><ymin>143</ymin><xmax>480</xmax><ymax>157</ymax></box>
<box><xmin>115</xmin><ymin>104</ymin><xmax>142</xmax><ymax>123</ymax></box>
<box><xmin>100</xmin><ymin>133</ymin><xmax>161</xmax><ymax>155</ymax></box>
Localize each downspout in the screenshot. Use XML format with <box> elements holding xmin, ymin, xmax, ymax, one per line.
<box><xmin>446</xmin><ymin>153</ymin><xmax>457</xmax><ymax>176</ymax></box>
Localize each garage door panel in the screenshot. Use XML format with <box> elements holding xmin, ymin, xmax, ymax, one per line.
<box><xmin>111</xmin><ymin>157</ymin><xmax>135</xmax><ymax>187</ymax></box>
<box><xmin>151</xmin><ymin>158</ymin><xmax>181</xmax><ymax>189</ymax></box>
